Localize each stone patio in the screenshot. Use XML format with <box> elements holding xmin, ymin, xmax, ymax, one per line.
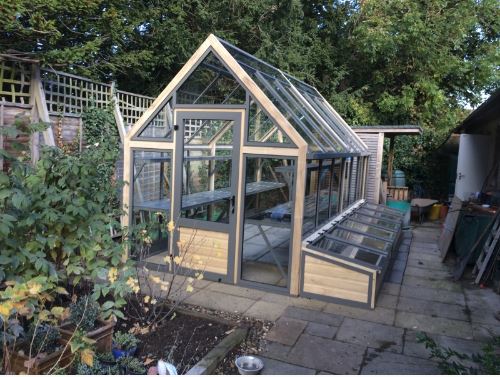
<box><xmin>175</xmin><ymin>222</ymin><xmax>500</xmax><ymax>374</ymax></box>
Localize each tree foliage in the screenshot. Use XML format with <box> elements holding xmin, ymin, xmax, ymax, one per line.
<box><xmin>1</xmin><ymin>0</ymin><xmax>498</xmax><ymax>194</ymax></box>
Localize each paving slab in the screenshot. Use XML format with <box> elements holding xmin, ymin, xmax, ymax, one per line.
<box><xmin>287</xmin><ymin>334</ymin><xmax>365</xmax><ymax>374</ymax></box>
<box><xmin>283</xmin><ymin>306</ymin><xmax>343</xmax><ymax>327</ymax></box>
<box><xmin>207</xmin><ymin>282</ymin><xmax>265</xmax><ymax>300</ymax></box>
<box><xmin>407</xmin><ymin>252</ymin><xmax>442</xmax><ymax>264</ymax></box>
<box><xmin>471</xmin><ymin>323</ymin><xmax>500</xmax><ymax>342</ymax></box>
<box><xmin>464</xmin><ymin>287</ymin><xmax>500</xmax><ymax>326</ymax></box>
<box><xmin>395</xmin><ymin>311</ymin><xmax>473</xmax><ymax>339</ymax></box>
<box><xmin>402</xmin><ymin>274</ymin><xmax>463</xmax><ymax>292</ymax></box>
<box><xmin>399</xmin><ymin>285</ymin><xmax>465</xmax><ymax>306</ymax></box>
<box><xmin>397</xmin><ymin>296</ymin><xmax>468</xmax><ymax>321</ymax></box>
<box><xmin>406</xmin><ymin>257</ymin><xmax>452</xmax><ymax>271</ymax></box>
<box><xmin>404</xmin><ymin>329</ymin><xmax>484</xmax><ymax>361</ymax></box>
<box><xmin>260</xmin><ymin>341</ymin><xmax>292</xmax><ymax>362</ymax></box>
<box><xmin>260</xmin><ymin>292</ymin><xmax>327</xmax><ymax>311</ymax></box>
<box><xmin>245</xmin><ymin>300</ymin><xmax>287</xmax><ymax>321</ymax></box>
<box><xmin>336</xmin><ymin>318</ymin><xmax>404</xmax><ymax>353</ymax></box>
<box><xmin>185</xmin><ymin>289</ymin><xmax>255</xmax><ymax>313</ymax></box>
<box><xmin>323</xmin><ymin>303</ymin><xmax>395</xmax><ymax>326</ymax></box>
<box><xmin>387</xmin><ymin>269</ymin><xmax>405</xmax><ymax>284</ymax></box>
<box><xmin>259</xmin><ymin>357</ymin><xmax>316</xmax><ymax>375</ymax></box>
<box><xmin>404</xmin><ymin>265</ymin><xmax>453</xmax><ymax>279</ymax></box>
<box><xmin>375</xmin><ymin>293</ymin><xmax>399</xmax><ymax>309</ymax></box>
<box><xmin>265</xmin><ymin>317</ymin><xmax>307</xmax><ymax>346</ymax></box>
<box><xmin>305</xmin><ymin>322</ymin><xmax>338</xmax><ymax>339</ymax></box>
<box><xmin>361</xmin><ymin>348</ymin><xmax>440</xmax><ymax>374</ymax></box>
<box><xmin>380</xmin><ymin>282</ymin><xmax>401</xmax><ymax>296</ymax></box>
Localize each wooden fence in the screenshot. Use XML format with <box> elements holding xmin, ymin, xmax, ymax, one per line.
<box><xmin>0</xmin><ymin>55</ymin><xmax>154</xmax><ymax>152</ymax></box>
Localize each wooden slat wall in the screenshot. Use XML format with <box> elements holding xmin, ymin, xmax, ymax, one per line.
<box><xmin>178</xmin><ymin>227</ymin><xmax>229</xmax><ymax>276</ymax></box>
<box><xmin>355</xmin><ymin>132</ymin><xmax>382</xmax><ymax>203</ymax></box>
<box><xmin>303</xmin><ymin>254</ymin><xmax>370</xmax><ymax>304</ymax></box>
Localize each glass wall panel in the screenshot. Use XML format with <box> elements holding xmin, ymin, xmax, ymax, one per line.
<box><xmin>241</xmin><ymin>157</ymin><xmax>295</xmax><ymax>288</ymax></box>
<box><xmin>303</xmin><ymin>159</ymin><xmax>318</xmax><ymax>233</ymax></box>
<box><xmin>131</xmin><ymin>150</ymin><xmax>172</xmax><ymax>261</ymax></box>
<box><xmin>330</xmin><ymin>159</ymin><xmax>342</xmax><ymax>216</ymax></box>
<box><xmin>176</xmin><ymin>51</ymin><xmax>246</xmax><ymax>104</ymax></box>
<box><xmin>247</xmin><ymin>96</ymin><xmax>291</xmax><ymax>144</ymax></box>
<box><xmin>138</xmin><ymin>100</ymin><xmax>174</xmax><ymax>139</ymax></box>
<box><xmin>317</xmin><ymin>160</ymin><xmax>333</xmax><ymax>225</ymax></box>
<box><xmin>358</xmin><ymin>208</ymin><xmax>402</xmax><ymax>222</ymax></box>
<box><xmin>181</xmin><ymin>119</ymin><xmax>235</xmax><ymax>223</ymax></box>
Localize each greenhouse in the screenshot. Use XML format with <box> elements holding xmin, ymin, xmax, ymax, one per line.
<box><xmin>123</xmin><ymin>34</ymin><xmax>404</xmax><ymax>308</ymax></box>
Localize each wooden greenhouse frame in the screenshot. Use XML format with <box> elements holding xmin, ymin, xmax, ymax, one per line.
<box><xmin>123</xmin><ymin>34</ymin><xmax>404</xmax><ymax>308</ymax></box>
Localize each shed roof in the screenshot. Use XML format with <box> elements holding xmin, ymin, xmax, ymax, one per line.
<box><xmin>351</xmin><ymin>125</ymin><xmax>422</xmax><ymax>135</ymax></box>
<box><xmin>454</xmin><ymin>89</ymin><xmax>500</xmax><ymax>134</ymax></box>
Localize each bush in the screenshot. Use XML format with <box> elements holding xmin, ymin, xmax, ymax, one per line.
<box><xmin>118</xmin><ymin>356</ymin><xmax>146</xmax><ymax>375</ymax></box>
<box><xmin>69</xmin><ymin>295</ymin><xmax>100</xmax><ymax>331</ymax></box>
<box><xmin>26</xmin><ymin>324</ymin><xmax>60</xmax><ymax>355</ymax></box>
<box><xmin>113</xmin><ymin>331</ymin><xmax>139</xmax><ymax>350</ymax></box>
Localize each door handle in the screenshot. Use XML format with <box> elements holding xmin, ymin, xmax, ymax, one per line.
<box><xmin>231</xmin><ymin>195</ymin><xmax>235</xmax><ymax>213</ymax></box>
<box><xmin>458</xmin><ymin>172</ymin><xmax>465</xmax><ymax>180</ymax></box>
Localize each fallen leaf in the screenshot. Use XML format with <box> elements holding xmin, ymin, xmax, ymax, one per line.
<box><xmin>224</xmin><ymin>329</ymin><xmax>235</xmax><ymax>335</ymax></box>
<box><xmin>144</xmin><ymin>357</ymin><xmax>155</xmax><ymax>366</ymax></box>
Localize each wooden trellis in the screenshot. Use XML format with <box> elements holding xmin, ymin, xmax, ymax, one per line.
<box><xmin>0</xmin><ymin>59</ymin><xmax>31</xmax><ymax>104</ymax></box>
<box><xmin>116</xmin><ymin>89</ymin><xmax>154</xmax><ymax>129</ymax></box>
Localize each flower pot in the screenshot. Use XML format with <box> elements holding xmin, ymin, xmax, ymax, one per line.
<box><xmin>60</xmin><ymin>319</ymin><xmax>116</xmax><ymax>353</ymax></box>
<box><xmin>9</xmin><ymin>339</ymin><xmax>73</xmax><ymax>374</ymax></box>
<box><xmin>112</xmin><ymin>345</ymin><xmax>137</xmax><ymax>359</ymax></box>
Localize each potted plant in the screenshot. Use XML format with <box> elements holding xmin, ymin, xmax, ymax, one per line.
<box><xmin>59</xmin><ymin>295</ymin><xmax>116</xmax><ymax>352</ymax></box>
<box><xmin>76</xmin><ymin>353</ymin><xmax>120</xmax><ymax>375</ymax></box>
<box><xmin>9</xmin><ymin>324</ymin><xmax>73</xmax><ymax>374</ymax></box>
<box><xmin>118</xmin><ymin>356</ymin><xmax>147</xmax><ymax>375</ymax></box>
<box><xmin>112</xmin><ymin>331</ymin><xmax>139</xmax><ymax>359</ymax></box>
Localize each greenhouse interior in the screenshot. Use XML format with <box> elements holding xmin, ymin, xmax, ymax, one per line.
<box><xmin>123</xmin><ymin>34</ymin><xmax>404</xmax><ymax>308</ymax></box>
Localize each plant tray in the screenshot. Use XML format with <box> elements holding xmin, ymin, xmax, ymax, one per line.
<box><xmin>60</xmin><ymin>319</ymin><xmax>116</xmax><ymax>353</ymax></box>
<box><xmin>9</xmin><ymin>339</ymin><xmax>73</xmax><ymax>374</ymax></box>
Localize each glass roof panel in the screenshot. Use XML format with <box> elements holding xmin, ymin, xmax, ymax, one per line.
<box><xmin>362</xmin><ymin>203</ymin><xmax>404</xmax><ymax>217</ymax></box>
<box><xmin>313</xmin><ymin>237</ymin><xmax>386</xmax><ymax>268</ymax></box>
<box><xmin>350</xmin><ymin>213</ymin><xmax>400</xmax><ymax>231</ymax></box>
<box><xmin>248</xmin><ymin>96</ymin><xmax>293</xmax><ymax>145</ymax></box>
<box><xmin>177</xmin><ymin>51</ymin><xmax>246</xmax><ymax>105</ymax></box>
<box><xmin>218</xmin><ymin>38</ymin><xmax>367</xmax><ymax>155</ymax></box>
<box><xmin>329</xmin><ymin>227</ymin><xmax>391</xmax><ymax>253</ymax></box>
<box><xmin>339</xmin><ymin>219</ymin><xmax>396</xmax><ymax>241</ymax></box>
<box><xmin>137</xmin><ymin>99</ymin><xmax>174</xmax><ymax>139</ymax></box>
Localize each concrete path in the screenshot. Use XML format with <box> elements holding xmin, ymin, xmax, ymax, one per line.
<box><xmin>176</xmin><ymin>222</ymin><xmax>500</xmax><ymax>374</ymax></box>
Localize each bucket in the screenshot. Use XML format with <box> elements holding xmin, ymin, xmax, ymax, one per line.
<box><xmin>439</xmin><ymin>204</ymin><xmax>449</xmax><ymax>219</ymax></box>
<box><xmin>387</xmin><ymin>200</ymin><xmax>411</xmax><ymax>227</ymax></box>
<box><xmin>428</xmin><ymin>204</ymin><xmax>442</xmax><ymax>220</ymax></box>
<box><xmin>393</xmin><ymin>170</ymin><xmax>406</xmax><ymax>187</ymax></box>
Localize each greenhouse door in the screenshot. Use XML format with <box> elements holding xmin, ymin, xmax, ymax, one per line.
<box><xmin>173</xmin><ymin>110</ymin><xmax>242</xmax><ymax>282</ymax></box>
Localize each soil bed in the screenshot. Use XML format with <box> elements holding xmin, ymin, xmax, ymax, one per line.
<box><xmin>119</xmin><ymin>309</ymin><xmax>232</xmax><ymax>374</ymax></box>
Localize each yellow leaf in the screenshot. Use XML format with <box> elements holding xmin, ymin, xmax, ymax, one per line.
<box><xmin>55</xmin><ymin>287</ymin><xmax>69</xmax><ymax>295</ymax></box>
<box><xmin>81</xmin><ymin>348</ymin><xmax>94</xmax><ymax>367</ymax></box>
<box><xmin>196</xmin><ymin>273</ymin><xmax>204</xmax><ymax>280</ymax></box>
<box><xmin>186</xmin><ymin>285</ymin><xmax>194</xmax><ymax>293</ymax></box>
<box><xmin>173</xmin><ymin>256</ymin><xmax>182</xmax><ymax>264</ymax></box>
<box><xmin>82</xmin><ymin>336</ymin><xmax>97</xmax><ymax>345</ymax></box>
<box><xmin>50</xmin><ymin>306</ymin><xmax>65</xmax><ymax>318</ymax></box>
<box><xmin>144</xmin><ymin>295</ymin><xmax>150</xmax><ymax>304</ymax></box>
<box><xmin>150</xmin><ymin>276</ymin><xmax>162</xmax><ymax>284</ymax></box>
<box><xmin>28</xmin><ymin>283</ymin><xmax>42</xmax><ymax>295</ymax></box>
<box><xmin>0</xmin><ymin>302</ymin><xmax>14</xmax><ymax>318</ymax></box>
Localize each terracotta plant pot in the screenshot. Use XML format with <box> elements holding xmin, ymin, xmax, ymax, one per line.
<box><xmin>59</xmin><ymin>319</ymin><xmax>116</xmax><ymax>353</ymax></box>
<box><xmin>9</xmin><ymin>339</ymin><xmax>73</xmax><ymax>374</ymax></box>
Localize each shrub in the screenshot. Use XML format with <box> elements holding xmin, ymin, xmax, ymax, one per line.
<box><xmin>26</xmin><ymin>324</ymin><xmax>60</xmax><ymax>355</ymax></box>
<box><xmin>118</xmin><ymin>356</ymin><xmax>146</xmax><ymax>375</ymax></box>
<box><xmin>113</xmin><ymin>331</ymin><xmax>139</xmax><ymax>350</ymax></box>
<box><xmin>69</xmin><ymin>295</ymin><xmax>100</xmax><ymax>331</ymax></box>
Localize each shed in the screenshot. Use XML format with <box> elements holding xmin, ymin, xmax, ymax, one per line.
<box><xmin>352</xmin><ymin>126</ymin><xmax>422</xmax><ymax>203</ymax></box>
<box><xmin>123</xmin><ymin>34</ymin><xmax>404</xmax><ymax>308</ymax></box>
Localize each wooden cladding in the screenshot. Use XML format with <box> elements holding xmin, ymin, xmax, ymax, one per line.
<box><xmin>178</xmin><ymin>227</ymin><xmax>229</xmax><ymax>276</ymax></box>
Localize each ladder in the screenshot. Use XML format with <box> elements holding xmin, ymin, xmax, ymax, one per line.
<box><xmin>473</xmin><ymin>212</ymin><xmax>500</xmax><ymax>284</ymax></box>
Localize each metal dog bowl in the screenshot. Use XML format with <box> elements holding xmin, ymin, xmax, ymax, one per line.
<box><xmin>235</xmin><ymin>355</ymin><xmax>264</xmax><ymax>375</ymax></box>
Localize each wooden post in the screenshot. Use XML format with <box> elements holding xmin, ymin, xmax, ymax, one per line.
<box><xmin>0</xmin><ymin>99</ymin><xmax>4</xmax><ymax>171</ymax></box>
<box><xmin>31</xmin><ymin>65</ymin><xmax>56</xmax><ymax>146</ymax></box>
<box><xmin>111</xmin><ymin>82</ymin><xmax>127</xmax><ymax>142</ymax></box>
<box><xmin>387</xmin><ymin>135</ymin><xmax>395</xmax><ymax>186</ymax></box>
